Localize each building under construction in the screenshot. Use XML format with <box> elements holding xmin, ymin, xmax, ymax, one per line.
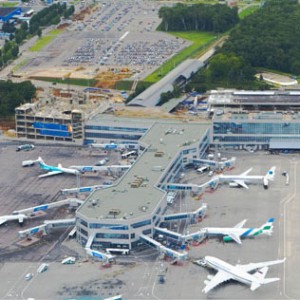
<box><xmin>15</xmin><ymin>88</ymin><xmax>112</xmax><ymax>144</ymax></box>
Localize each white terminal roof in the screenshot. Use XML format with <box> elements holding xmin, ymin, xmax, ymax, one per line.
<box><xmin>128</xmin><ymin>59</ymin><xmax>204</xmax><ymax>107</ymax></box>
<box><xmin>77</xmin><ymin>120</ymin><xmax>210</xmax><ymax>221</ymax></box>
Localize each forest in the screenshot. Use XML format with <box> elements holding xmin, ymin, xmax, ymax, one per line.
<box><xmin>0</xmin><ymin>80</ymin><xmax>36</xmax><ymax>116</ymax></box>
<box><xmin>220</xmin><ymin>0</ymin><xmax>300</xmax><ymax>75</ymax></box>
<box><xmin>158</xmin><ymin>3</ymin><xmax>239</xmax><ymax>33</ymax></box>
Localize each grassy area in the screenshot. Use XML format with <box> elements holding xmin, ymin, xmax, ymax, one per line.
<box><xmin>239</xmin><ymin>5</ymin><xmax>259</xmax><ymax>19</ymax></box>
<box><xmin>0</xmin><ymin>2</ymin><xmax>18</xmax><ymax>7</ymax></box>
<box><xmin>144</xmin><ymin>31</ymin><xmax>216</xmax><ymax>83</ymax></box>
<box><xmin>29</xmin><ymin>28</ymin><xmax>64</xmax><ymax>52</ymax></box>
<box><xmin>114</xmin><ymin>80</ymin><xmax>134</xmax><ymax>91</ymax></box>
<box><xmin>12</xmin><ymin>58</ymin><xmax>30</xmax><ymax>72</ymax></box>
<box><xmin>48</xmin><ymin>29</ymin><xmax>63</xmax><ymax>35</ymax></box>
<box><xmin>32</xmin><ymin>76</ymin><xmax>96</xmax><ymax>87</ymax></box>
<box><xmin>29</xmin><ymin>36</ymin><xmax>56</xmax><ymax>52</ymax></box>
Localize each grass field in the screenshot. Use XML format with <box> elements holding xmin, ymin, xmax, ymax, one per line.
<box><xmin>144</xmin><ymin>31</ymin><xmax>216</xmax><ymax>83</ymax></box>
<box><xmin>0</xmin><ymin>2</ymin><xmax>18</xmax><ymax>7</ymax></box>
<box><xmin>239</xmin><ymin>5</ymin><xmax>259</xmax><ymax>19</ymax></box>
<box><xmin>48</xmin><ymin>29</ymin><xmax>63</xmax><ymax>35</ymax></box>
<box><xmin>12</xmin><ymin>58</ymin><xmax>30</xmax><ymax>72</ymax></box>
<box><xmin>29</xmin><ymin>36</ymin><xmax>56</xmax><ymax>52</ymax></box>
<box><xmin>29</xmin><ymin>29</ymin><xmax>63</xmax><ymax>52</ymax></box>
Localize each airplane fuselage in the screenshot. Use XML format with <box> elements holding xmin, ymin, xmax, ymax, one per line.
<box><xmin>218</xmin><ymin>175</ymin><xmax>264</xmax><ymax>183</ymax></box>
<box><xmin>205</xmin><ymin>256</ymin><xmax>259</xmax><ymax>286</ymax></box>
<box><xmin>204</xmin><ymin>227</ymin><xmax>258</xmax><ymax>237</ymax></box>
<box><xmin>39</xmin><ymin>163</ymin><xmax>79</xmax><ymax>175</ymax></box>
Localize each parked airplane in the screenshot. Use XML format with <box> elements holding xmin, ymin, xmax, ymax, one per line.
<box><xmin>37</xmin><ymin>157</ymin><xmax>80</xmax><ymax>178</ymax></box>
<box><xmin>196</xmin><ymin>256</ymin><xmax>285</xmax><ymax>293</ymax></box>
<box><xmin>203</xmin><ymin>218</ymin><xmax>274</xmax><ymax>244</ymax></box>
<box><xmin>0</xmin><ymin>214</ymin><xmax>27</xmax><ymax>226</ymax></box>
<box><xmin>217</xmin><ymin>166</ymin><xmax>276</xmax><ymax>189</ymax></box>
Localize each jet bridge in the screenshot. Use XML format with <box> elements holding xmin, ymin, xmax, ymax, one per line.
<box><xmin>84</xmin><ymin>233</ymin><xmax>115</xmax><ymax>264</ymax></box>
<box><xmin>18</xmin><ymin>218</ymin><xmax>75</xmax><ymax>238</ymax></box>
<box><xmin>13</xmin><ymin>198</ymin><xmax>84</xmax><ymax>215</ymax></box>
<box><xmin>166</xmin><ymin>178</ymin><xmax>219</xmax><ymax>193</ymax></box>
<box><xmin>61</xmin><ymin>185</ymin><xmax>110</xmax><ymax>195</ymax></box>
<box><xmin>162</xmin><ymin>203</ymin><xmax>207</xmax><ymax>223</ymax></box>
<box><xmin>154</xmin><ymin>227</ymin><xmax>206</xmax><ymax>244</ymax></box>
<box><xmin>139</xmin><ymin>234</ymin><xmax>188</xmax><ymax>261</ymax></box>
<box><xmin>192</xmin><ymin>157</ymin><xmax>236</xmax><ymax>169</ymax></box>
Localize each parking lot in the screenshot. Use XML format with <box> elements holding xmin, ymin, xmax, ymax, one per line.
<box><xmin>0</xmin><ymin>148</ymin><xmax>299</xmax><ymax>299</ymax></box>
<box><xmin>17</xmin><ymin>0</ymin><xmax>189</xmax><ymax>80</ymax></box>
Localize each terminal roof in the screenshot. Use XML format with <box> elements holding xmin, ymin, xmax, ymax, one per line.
<box><xmin>77</xmin><ymin>120</ymin><xmax>209</xmax><ymax>221</ymax></box>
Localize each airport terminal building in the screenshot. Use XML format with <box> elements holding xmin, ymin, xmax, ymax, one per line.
<box><xmin>76</xmin><ymin>120</ymin><xmax>210</xmax><ymax>250</ymax></box>
<box><xmin>208</xmin><ymin>90</ymin><xmax>300</xmax><ymax>150</ymax></box>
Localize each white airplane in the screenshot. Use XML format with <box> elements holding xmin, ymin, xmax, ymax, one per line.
<box><xmin>217</xmin><ymin>166</ymin><xmax>276</xmax><ymax>189</ymax></box>
<box><xmin>196</xmin><ymin>256</ymin><xmax>285</xmax><ymax>294</ymax></box>
<box><xmin>0</xmin><ymin>214</ymin><xmax>27</xmax><ymax>225</ymax></box>
<box><xmin>37</xmin><ymin>157</ymin><xmax>80</xmax><ymax>178</ymax></box>
<box><xmin>203</xmin><ymin>218</ymin><xmax>274</xmax><ymax>244</ymax></box>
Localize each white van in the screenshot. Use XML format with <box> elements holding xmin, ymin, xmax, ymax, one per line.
<box><xmin>25</xmin><ymin>273</ymin><xmax>33</xmax><ymax>280</ymax></box>
<box><xmin>196</xmin><ymin>165</ymin><xmax>210</xmax><ymax>174</ymax></box>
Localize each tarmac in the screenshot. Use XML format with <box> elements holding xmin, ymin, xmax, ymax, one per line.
<box><xmin>0</xmin><ymin>147</ymin><xmax>299</xmax><ymax>299</ymax></box>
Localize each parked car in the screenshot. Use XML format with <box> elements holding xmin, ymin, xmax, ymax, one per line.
<box><xmin>16</xmin><ymin>144</ymin><xmax>35</xmax><ymax>152</ymax></box>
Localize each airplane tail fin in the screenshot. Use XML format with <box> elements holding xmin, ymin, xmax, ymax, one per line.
<box><xmin>37</xmin><ymin>156</ymin><xmax>46</xmax><ymax>167</ymax></box>
<box><xmin>260</xmin><ymin>218</ymin><xmax>274</xmax><ymax>236</ymax></box>
<box><xmin>265</xmin><ymin>166</ymin><xmax>276</xmax><ymax>181</ymax></box>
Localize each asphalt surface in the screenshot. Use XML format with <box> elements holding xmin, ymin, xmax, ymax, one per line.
<box><xmin>0</xmin><ymin>148</ymin><xmax>299</xmax><ymax>299</ymax></box>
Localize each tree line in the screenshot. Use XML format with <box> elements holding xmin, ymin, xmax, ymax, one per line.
<box><xmin>0</xmin><ymin>80</ymin><xmax>36</xmax><ymax>116</ymax></box>
<box><xmin>158</xmin><ymin>3</ymin><xmax>239</xmax><ymax>33</ymax></box>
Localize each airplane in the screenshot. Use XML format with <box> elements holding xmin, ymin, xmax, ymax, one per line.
<box><xmin>36</xmin><ymin>157</ymin><xmax>80</xmax><ymax>178</ymax></box>
<box><xmin>0</xmin><ymin>214</ymin><xmax>27</xmax><ymax>226</ymax></box>
<box><xmin>195</xmin><ymin>255</ymin><xmax>285</xmax><ymax>294</ymax></box>
<box><xmin>216</xmin><ymin>166</ymin><xmax>276</xmax><ymax>189</ymax></box>
<box><xmin>203</xmin><ymin>218</ymin><xmax>274</xmax><ymax>244</ymax></box>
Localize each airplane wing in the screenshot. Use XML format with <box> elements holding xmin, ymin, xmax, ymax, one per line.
<box><xmin>38</xmin><ymin>171</ymin><xmax>63</xmax><ymax>178</ymax></box>
<box><xmin>234</xmin><ymin>219</ymin><xmax>247</xmax><ymax>228</ymax></box>
<box><xmin>225</xmin><ymin>233</ymin><xmax>242</xmax><ymax>244</ymax></box>
<box><xmin>236</xmin><ymin>258</ymin><xmax>286</xmax><ymax>273</ymax></box>
<box><xmin>240</xmin><ymin>168</ymin><xmax>253</xmax><ymax>176</ymax></box>
<box><xmin>233</xmin><ymin>180</ymin><xmax>249</xmax><ymax>189</ymax></box>
<box><xmin>0</xmin><ymin>217</ymin><xmax>7</xmax><ymax>225</ymax></box>
<box><xmin>202</xmin><ymin>270</ymin><xmax>233</xmax><ymax>293</ymax></box>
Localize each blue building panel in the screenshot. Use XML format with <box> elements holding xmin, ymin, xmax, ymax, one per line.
<box><xmin>33</xmin><ymin>122</ymin><xmax>68</xmax><ymax>131</ymax></box>
<box><xmin>40</xmin><ymin>130</ymin><xmax>71</xmax><ymax>137</ymax></box>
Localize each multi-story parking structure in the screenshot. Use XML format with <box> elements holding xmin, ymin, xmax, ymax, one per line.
<box><xmin>15</xmin><ymin>103</ymin><xmax>83</xmax><ymax>143</ymax></box>
<box><xmin>76</xmin><ymin>120</ymin><xmax>210</xmax><ymax>251</ymax></box>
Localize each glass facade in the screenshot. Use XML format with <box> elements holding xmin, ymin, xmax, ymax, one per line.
<box><xmin>214</xmin><ymin>122</ymin><xmax>300</xmax><ymax>135</ymax></box>
<box><xmin>213</xmin><ymin>121</ymin><xmax>300</xmax><ymax>146</ymax></box>
<box><xmin>85</xmin><ymin>132</ymin><xmax>142</xmax><ymax>140</ymax></box>
<box><xmin>85</xmin><ymin>125</ymin><xmax>147</xmax><ymax>133</ymax></box>
<box><xmin>131</xmin><ymin>219</ymin><xmax>151</xmax><ymax>228</ymax></box>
